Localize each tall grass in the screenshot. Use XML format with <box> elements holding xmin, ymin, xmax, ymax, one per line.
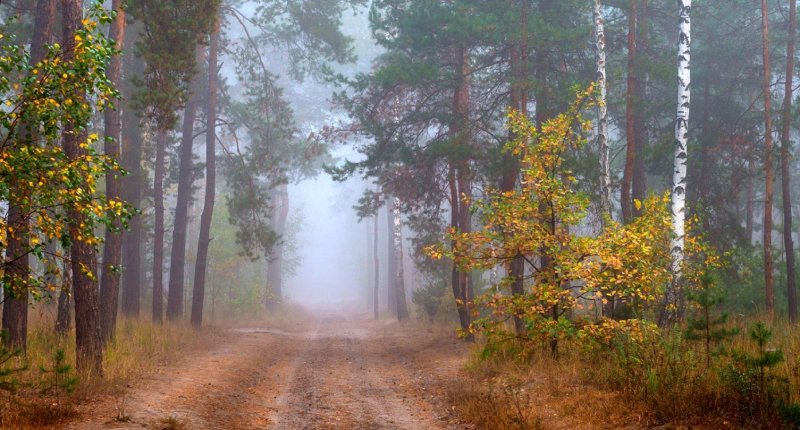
<box><xmin>1</xmin><ymin>315</ymin><xmax>214</xmax><ymax>429</ymax></box>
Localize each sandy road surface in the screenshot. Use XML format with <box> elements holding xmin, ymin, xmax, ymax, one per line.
<box><xmin>65</xmin><ymin>312</ymin><xmax>468</xmax><ymax>430</ymax></box>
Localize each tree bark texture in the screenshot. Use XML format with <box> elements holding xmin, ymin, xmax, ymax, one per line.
<box><xmin>100</xmin><ymin>0</ymin><xmax>126</xmax><ymax>345</ymax></box>
<box><xmin>780</xmin><ymin>0</ymin><xmax>797</xmax><ymax>322</ymax></box>
<box><xmin>191</xmin><ymin>24</ymin><xmax>219</xmax><ymax>328</ymax></box>
<box><xmin>62</xmin><ymin>0</ymin><xmax>103</xmax><ymax>375</ymax></box>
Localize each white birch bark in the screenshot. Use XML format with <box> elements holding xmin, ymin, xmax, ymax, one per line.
<box><xmin>594</xmin><ymin>0</ymin><xmax>611</xmax><ymax>222</ymax></box>
<box><xmin>664</xmin><ymin>0</ymin><xmax>691</xmax><ymax>324</ymax></box>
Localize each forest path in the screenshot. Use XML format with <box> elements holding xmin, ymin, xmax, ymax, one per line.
<box><xmin>65</xmin><ymin>311</ymin><xmax>469</xmax><ymax>430</ymax></box>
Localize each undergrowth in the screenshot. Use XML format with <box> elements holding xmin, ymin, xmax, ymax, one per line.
<box><xmin>0</xmin><ymin>317</ymin><xmax>213</xmax><ymax>429</ymax></box>
<box><xmin>464</xmin><ymin>315</ymin><xmax>800</xmax><ymax>429</ymax></box>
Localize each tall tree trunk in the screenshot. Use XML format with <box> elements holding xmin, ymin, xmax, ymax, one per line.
<box><xmin>503</xmin><ymin>0</ymin><xmax>529</xmax><ymax>335</ymax></box>
<box><xmin>266</xmin><ymin>185</ymin><xmax>289</xmax><ymax>310</ymax></box>
<box><xmin>191</xmin><ymin>25</ymin><xmax>219</xmax><ymax>328</ymax></box>
<box><xmin>167</xmin><ymin>51</ymin><xmax>203</xmax><ymax>322</ymax></box>
<box><xmin>393</xmin><ymin>198</ymin><xmax>409</xmax><ymax>320</ymax></box>
<box><xmin>373</xmin><ymin>214</ymin><xmax>379</xmax><ymax>320</ymax></box>
<box><xmin>55</xmin><ymin>257</ymin><xmax>72</xmax><ymax>336</ymax></box>
<box><xmin>3</xmin><ymin>204</ymin><xmax>29</xmax><ymax>352</ymax></box>
<box><xmin>781</xmin><ymin>0</ymin><xmax>797</xmax><ymax>323</ymax></box>
<box><xmin>747</xmin><ymin>156</ymin><xmax>755</xmax><ymax>243</ymax></box>
<box><xmin>449</xmin><ymin>44</ymin><xmax>473</xmax><ymax>335</ymax></box>
<box><xmin>762</xmin><ymin>0</ymin><xmax>775</xmax><ymax>318</ymax></box>
<box><xmin>622</xmin><ymin>0</ymin><xmax>638</xmax><ymax>224</ymax></box>
<box><xmin>99</xmin><ymin>0</ymin><xmax>126</xmax><ymax>345</ymax></box>
<box><xmin>2</xmin><ymin>0</ymin><xmax>56</xmax><ymax>353</ymax></box>
<box><xmin>594</xmin><ymin>0</ymin><xmax>611</xmax><ymax>222</ymax></box>
<box><xmin>631</xmin><ymin>0</ymin><xmax>649</xmax><ymax>217</ymax></box>
<box><xmin>386</xmin><ymin>197</ymin><xmax>397</xmax><ymax>315</ymax></box>
<box><xmin>62</xmin><ymin>0</ymin><xmax>102</xmax><ymax>375</ymax></box>
<box><xmin>152</xmin><ymin>130</ymin><xmax>167</xmax><ymax>324</ymax></box>
<box><xmin>120</xmin><ymin>23</ymin><xmax>144</xmax><ymax>318</ymax></box>
<box><xmin>661</xmin><ymin>0</ymin><xmax>692</xmax><ymax>327</ymax></box>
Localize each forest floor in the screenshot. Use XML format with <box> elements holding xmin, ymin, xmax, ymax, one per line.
<box><xmin>61</xmin><ymin>311</ymin><xmax>471</xmax><ymax>430</ymax></box>
<box><xmin>17</xmin><ymin>308</ymin><xmax>683</xmax><ymax>430</ymax></box>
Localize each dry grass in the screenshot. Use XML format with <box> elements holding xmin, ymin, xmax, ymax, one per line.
<box><xmin>0</xmin><ymin>314</ymin><xmax>215</xmax><ymax>429</ymax></box>
<box><xmin>453</xmin><ymin>347</ymin><xmax>653</xmax><ymax>430</ymax></box>
<box><xmin>452</xmin><ymin>314</ymin><xmax>800</xmax><ymax>430</ymax></box>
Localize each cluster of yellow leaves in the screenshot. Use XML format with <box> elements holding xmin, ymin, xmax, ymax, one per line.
<box><xmin>430</xmin><ymin>86</ymin><xmax>720</xmax><ymax>347</ymax></box>
<box><xmin>0</xmin><ymin>6</ymin><xmax>130</xmax><ymax>300</ymax></box>
<box><xmin>577</xmin><ymin>318</ymin><xmax>660</xmax><ymax>352</ymax></box>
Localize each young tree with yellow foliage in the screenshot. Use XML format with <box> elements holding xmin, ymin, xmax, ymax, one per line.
<box><xmin>430</xmin><ymin>87</ymin><xmax>718</xmax><ymax>356</ymax></box>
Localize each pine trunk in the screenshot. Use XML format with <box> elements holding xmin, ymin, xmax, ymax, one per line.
<box><xmin>99</xmin><ymin>0</ymin><xmax>126</xmax><ymax>345</ymax></box>
<box><xmin>632</xmin><ymin>0</ymin><xmax>649</xmax><ymax>218</ymax></box>
<box><xmin>2</xmin><ymin>0</ymin><xmax>57</xmax><ymax>353</ymax></box>
<box><xmin>781</xmin><ymin>0</ymin><xmax>797</xmax><ymax>323</ymax></box>
<box><xmin>191</xmin><ymin>25</ymin><xmax>219</xmax><ymax>328</ymax></box>
<box><xmin>266</xmin><ymin>185</ymin><xmax>289</xmax><ymax>310</ymax></box>
<box><xmin>152</xmin><ymin>129</ymin><xmax>167</xmax><ymax>324</ymax></box>
<box><xmin>120</xmin><ymin>23</ymin><xmax>144</xmax><ymax>318</ymax></box>
<box><xmin>393</xmin><ymin>198</ymin><xmax>409</xmax><ymax>320</ymax></box>
<box><xmin>373</xmin><ymin>214</ymin><xmax>379</xmax><ymax>320</ymax></box>
<box><xmin>450</xmin><ymin>44</ymin><xmax>473</xmax><ymax>335</ymax></box>
<box><xmin>662</xmin><ymin>0</ymin><xmax>692</xmax><ymax>327</ymax></box>
<box><xmin>762</xmin><ymin>0</ymin><xmax>775</xmax><ymax>318</ymax></box>
<box><xmin>62</xmin><ymin>0</ymin><xmax>103</xmax><ymax>375</ymax></box>
<box><xmin>386</xmin><ymin>198</ymin><xmax>397</xmax><ymax>315</ymax></box>
<box><xmin>55</xmin><ymin>258</ymin><xmax>72</xmax><ymax>336</ymax></box>
<box><xmin>622</xmin><ymin>0</ymin><xmax>638</xmax><ymax>224</ymax></box>
<box><xmin>503</xmin><ymin>0</ymin><xmax>529</xmax><ymax>335</ymax></box>
<box><xmin>167</xmin><ymin>53</ymin><xmax>202</xmax><ymax>322</ymax></box>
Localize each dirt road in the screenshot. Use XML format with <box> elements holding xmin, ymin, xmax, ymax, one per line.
<box><xmin>65</xmin><ymin>312</ymin><xmax>469</xmax><ymax>430</ymax></box>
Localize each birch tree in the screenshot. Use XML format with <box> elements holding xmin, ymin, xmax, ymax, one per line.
<box><xmin>662</xmin><ymin>0</ymin><xmax>691</xmax><ymax>325</ymax></box>
<box><xmin>594</xmin><ymin>0</ymin><xmax>611</xmax><ymax>221</ymax></box>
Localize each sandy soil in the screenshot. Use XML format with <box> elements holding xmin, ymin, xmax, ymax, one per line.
<box><xmin>64</xmin><ymin>312</ymin><xmax>469</xmax><ymax>430</ymax></box>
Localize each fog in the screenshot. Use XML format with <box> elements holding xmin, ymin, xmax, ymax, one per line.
<box><xmin>285</xmin><ymin>148</ymin><xmax>370</xmax><ymax>309</ymax></box>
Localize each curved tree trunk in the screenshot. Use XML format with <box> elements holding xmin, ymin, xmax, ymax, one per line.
<box><xmin>167</xmin><ymin>52</ymin><xmax>203</xmax><ymax>322</ymax></box>
<box><xmin>449</xmin><ymin>44</ymin><xmax>473</xmax><ymax>336</ymax></box>
<box><xmin>781</xmin><ymin>0</ymin><xmax>797</xmax><ymax>323</ymax></box>
<box><xmin>100</xmin><ymin>0</ymin><xmax>126</xmax><ymax>345</ymax></box>
<box><xmin>191</xmin><ymin>24</ymin><xmax>219</xmax><ymax>328</ymax></box>
<box><xmin>762</xmin><ymin>0</ymin><xmax>775</xmax><ymax>318</ymax></box>
<box><xmin>661</xmin><ymin>0</ymin><xmax>692</xmax><ymax>327</ymax></box>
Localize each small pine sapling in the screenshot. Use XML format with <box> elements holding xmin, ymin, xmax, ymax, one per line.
<box><xmin>0</xmin><ymin>330</ymin><xmax>27</xmax><ymax>392</ymax></box>
<box><xmin>725</xmin><ymin>322</ymin><xmax>787</xmax><ymax>421</ymax></box>
<box><xmin>39</xmin><ymin>349</ymin><xmax>78</xmax><ymax>403</ymax></box>
<box><xmin>746</xmin><ymin>323</ymin><xmax>784</xmax><ymax>403</ymax></box>
<box><xmin>684</xmin><ymin>274</ymin><xmax>739</xmax><ymax>366</ymax></box>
